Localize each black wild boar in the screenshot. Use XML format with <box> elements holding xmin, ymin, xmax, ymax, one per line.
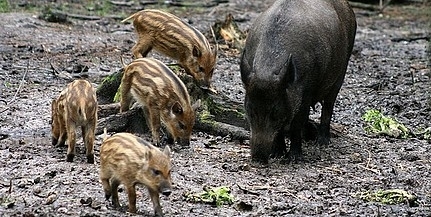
<box><xmin>240</xmin><ymin>0</ymin><xmax>357</xmax><ymax>163</ymax></box>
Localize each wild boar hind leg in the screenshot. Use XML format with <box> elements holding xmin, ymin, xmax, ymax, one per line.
<box><xmin>110</xmin><ymin>178</ymin><xmax>121</xmax><ymax>208</ymax></box>
<box><xmin>100</xmin><ymin>173</ymin><xmax>112</xmax><ymax>200</ymax></box>
<box><xmin>120</xmin><ymin>79</ymin><xmax>133</xmax><ymax>113</ymax></box>
<box><xmin>317</xmin><ymin>87</ymin><xmax>340</xmax><ymax>146</ymax></box>
<box><xmin>66</xmin><ymin>122</ymin><xmax>77</xmax><ymax>162</ymax></box>
<box><xmin>82</xmin><ymin>122</ymin><xmax>95</xmax><ymax>164</ymax></box>
<box><xmin>132</xmin><ymin>36</ymin><xmax>153</xmax><ymax>59</ymax></box>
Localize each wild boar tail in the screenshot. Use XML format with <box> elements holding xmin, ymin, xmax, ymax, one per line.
<box><xmin>120</xmin><ymin>55</ymin><xmax>127</xmax><ymax>68</ymax></box>
<box><xmin>78</xmin><ymin>104</ymin><xmax>87</xmax><ymax>122</ymax></box>
<box><xmin>210</xmin><ymin>25</ymin><xmax>218</xmax><ymax>56</ymax></box>
<box><xmin>102</xmin><ymin>128</ymin><xmax>108</xmax><ymax>142</ymax></box>
<box><xmin>121</xmin><ymin>12</ymin><xmax>138</xmax><ymax>23</ymax></box>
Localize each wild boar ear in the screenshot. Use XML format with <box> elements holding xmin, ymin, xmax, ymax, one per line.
<box><xmin>209</xmin><ymin>25</ymin><xmax>218</xmax><ymax>58</ymax></box>
<box><xmin>240</xmin><ymin>48</ymin><xmax>252</xmax><ymax>86</ymax></box>
<box><xmin>281</xmin><ymin>54</ymin><xmax>296</xmax><ymax>87</ymax></box>
<box><xmin>192</xmin><ymin>99</ymin><xmax>201</xmax><ymax>111</ymax></box>
<box><xmin>163</xmin><ymin>145</ymin><xmax>171</xmax><ymax>157</ymax></box>
<box><xmin>171</xmin><ymin>102</ymin><xmax>183</xmax><ymax>115</ymax></box>
<box><xmin>192</xmin><ymin>45</ymin><xmax>202</xmax><ymax>57</ymax></box>
<box><xmin>144</xmin><ymin>151</ymin><xmax>153</xmax><ymax>160</ymax></box>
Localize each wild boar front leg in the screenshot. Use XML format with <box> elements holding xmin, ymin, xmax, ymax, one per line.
<box><xmin>125</xmin><ymin>184</ymin><xmax>137</xmax><ymax>213</ymax></box>
<box><xmin>82</xmin><ymin>120</ymin><xmax>96</xmax><ymax>164</ymax></box>
<box><xmin>271</xmin><ymin>130</ymin><xmax>287</xmax><ymax>158</ymax></box>
<box><xmin>132</xmin><ymin>36</ymin><xmax>153</xmax><ymax>59</ymax></box>
<box><xmin>66</xmin><ymin>121</ymin><xmax>77</xmax><ymax>162</ymax></box>
<box><xmin>287</xmin><ymin>105</ymin><xmax>310</xmax><ymax>162</ymax></box>
<box><xmin>148</xmin><ymin>188</ymin><xmax>163</xmax><ymax>217</ymax></box>
<box><xmin>146</xmin><ymin>108</ymin><xmax>161</xmax><ymax>145</ymax></box>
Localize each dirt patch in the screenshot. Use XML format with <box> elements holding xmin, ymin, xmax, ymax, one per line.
<box><xmin>0</xmin><ymin>1</ymin><xmax>430</xmax><ymax>216</ymax></box>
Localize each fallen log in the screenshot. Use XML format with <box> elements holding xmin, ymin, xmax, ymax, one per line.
<box><xmin>95</xmin><ymin>66</ymin><xmax>250</xmax><ymax>139</ymax></box>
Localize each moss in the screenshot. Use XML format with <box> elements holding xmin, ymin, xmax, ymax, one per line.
<box><xmin>355</xmin><ymin>189</ymin><xmax>417</xmax><ymax>206</ymax></box>
<box><xmin>204</xmin><ymin>97</ymin><xmax>245</xmax><ymax>120</ymax></box>
<box><xmin>198</xmin><ymin>110</ymin><xmax>216</xmax><ymax>125</ymax></box>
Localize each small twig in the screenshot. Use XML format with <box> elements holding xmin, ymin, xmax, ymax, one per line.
<box><xmin>42</xmin><ymin>44</ymin><xmax>72</xmax><ymax>80</ymax></box>
<box><xmin>0</xmin><ymin>60</ymin><xmax>29</xmax><ymax>114</ymax></box>
<box><xmin>9</xmin><ymin>61</ymin><xmax>28</xmax><ymax>104</ymax></box>
<box><xmin>8</xmin><ymin>179</ymin><xmax>12</xmax><ymax>194</ymax></box>
<box><xmin>410</xmin><ymin>69</ymin><xmax>415</xmax><ymax>84</ymax></box>
<box><xmin>317</xmin><ymin>165</ymin><xmax>344</xmax><ymax>174</ymax></box>
<box><xmin>358</xmin><ymin>165</ymin><xmax>380</xmax><ymax>174</ymax></box>
<box><xmin>365</xmin><ymin>149</ymin><xmax>372</xmax><ymax>168</ymax></box>
<box><xmin>236</xmin><ymin>184</ymin><xmax>260</xmax><ymax>196</ymax></box>
<box><xmin>379</xmin><ymin>0</ymin><xmax>392</xmax><ymax>12</ymax></box>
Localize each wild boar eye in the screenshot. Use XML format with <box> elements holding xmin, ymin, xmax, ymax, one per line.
<box><xmin>152</xmin><ymin>169</ymin><xmax>162</xmax><ymax>176</ymax></box>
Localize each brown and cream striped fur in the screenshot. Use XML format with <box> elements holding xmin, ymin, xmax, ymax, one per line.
<box><xmin>120</xmin><ymin>58</ymin><xmax>199</xmax><ymax>146</ymax></box>
<box><xmin>99</xmin><ymin>132</ymin><xmax>172</xmax><ymax>215</ymax></box>
<box><xmin>51</xmin><ymin>79</ymin><xmax>98</xmax><ymax>163</ymax></box>
<box><xmin>122</xmin><ymin>9</ymin><xmax>217</xmax><ymax>87</ymax></box>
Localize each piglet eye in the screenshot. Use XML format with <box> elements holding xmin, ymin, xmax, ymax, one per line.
<box><xmin>199</xmin><ymin>67</ymin><xmax>205</xmax><ymax>73</ymax></box>
<box><xmin>152</xmin><ymin>169</ymin><xmax>162</xmax><ymax>176</ymax></box>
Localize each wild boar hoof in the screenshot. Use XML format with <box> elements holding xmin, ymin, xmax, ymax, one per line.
<box><xmin>52</xmin><ymin>137</ymin><xmax>58</xmax><ymax>146</ymax></box>
<box><xmin>87</xmin><ymin>154</ymin><xmax>95</xmax><ymax>164</ymax></box>
<box><xmin>66</xmin><ymin>154</ymin><xmax>74</xmax><ymax>162</ymax></box>
<box><xmin>104</xmin><ymin>193</ymin><xmax>111</xmax><ymax>200</ymax></box>
<box><xmin>251</xmin><ymin>156</ymin><xmax>269</xmax><ymax>164</ymax></box>
<box><xmin>154</xmin><ymin>211</ymin><xmax>164</xmax><ymax>217</ymax></box>
<box><xmin>286</xmin><ymin>151</ymin><xmax>304</xmax><ymax>163</ymax></box>
<box><xmin>316</xmin><ymin>135</ymin><xmax>330</xmax><ymax>147</ymax></box>
<box><xmin>128</xmin><ymin>207</ymin><xmax>137</xmax><ymax>213</ymax></box>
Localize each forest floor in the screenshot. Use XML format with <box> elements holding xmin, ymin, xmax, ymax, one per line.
<box><xmin>0</xmin><ymin>0</ymin><xmax>430</xmax><ymax>216</ymax></box>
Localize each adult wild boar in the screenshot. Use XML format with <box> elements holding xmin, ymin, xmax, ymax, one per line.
<box><xmin>240</xmin><ymin>0</ymin><xmax>356</xmax><ymax>163</ymax></box>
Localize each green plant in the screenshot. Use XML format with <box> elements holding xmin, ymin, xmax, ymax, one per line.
<box><xmin>362</xmin><ymin>109</ymin><xmax>410</xmax><ymax>138</ymax></box>
<box><xmin>186</xmin><ymin>186</ymin><xmax>234</xmax><ymax>207</ymax></box>
<box><xmin>113</xmin><ymin>84</ymin><xmax>121</xmax><ymax>103</ymax></box>
<box><xmin>354</xmin><ymin>189</ymin><xmax>417</xmax><ymax>206</ymax></box>
<box><xmin>0</xmin><ymin>0</ymin><xmax>10</xmax><ymax>13</ymax></box>
<box><xmin>413</xmin><ymin>127</ymin><xmax>431</xmax><ymax>140</ymax></box>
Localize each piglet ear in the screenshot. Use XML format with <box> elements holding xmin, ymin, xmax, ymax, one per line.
<box><xmin>163</xmin><ymin>145</ymin><xmax>171</xmax><ymax>157</ymax></box>
<box><xmin>280</xmin><ymin>54</ymin><xmax>296</xmax><ymax>87</ymax></box>
<box><xmin>192</xmin><ymin>99</ymin><xmax>201</xmax><ymax>111</ymax></box>
<box><xmin>145</xmin><ymin>151</ymin><xmax>153</xmax><ymax>160</ymax></box>
<box><xmin>192</xmin><ymin>45</ymin><xmax>202</xmax><ymax>57</ymax></box>
<box><xmin>171</xmin><ymin>101</ymin><xmax>183</xmax><ymax>115</ymax></box>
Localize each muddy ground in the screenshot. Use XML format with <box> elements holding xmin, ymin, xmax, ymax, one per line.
<box><xmin>0</xmin><ymin>0</ymin><xmax>430</xmax><ymax>216</ymax></box>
